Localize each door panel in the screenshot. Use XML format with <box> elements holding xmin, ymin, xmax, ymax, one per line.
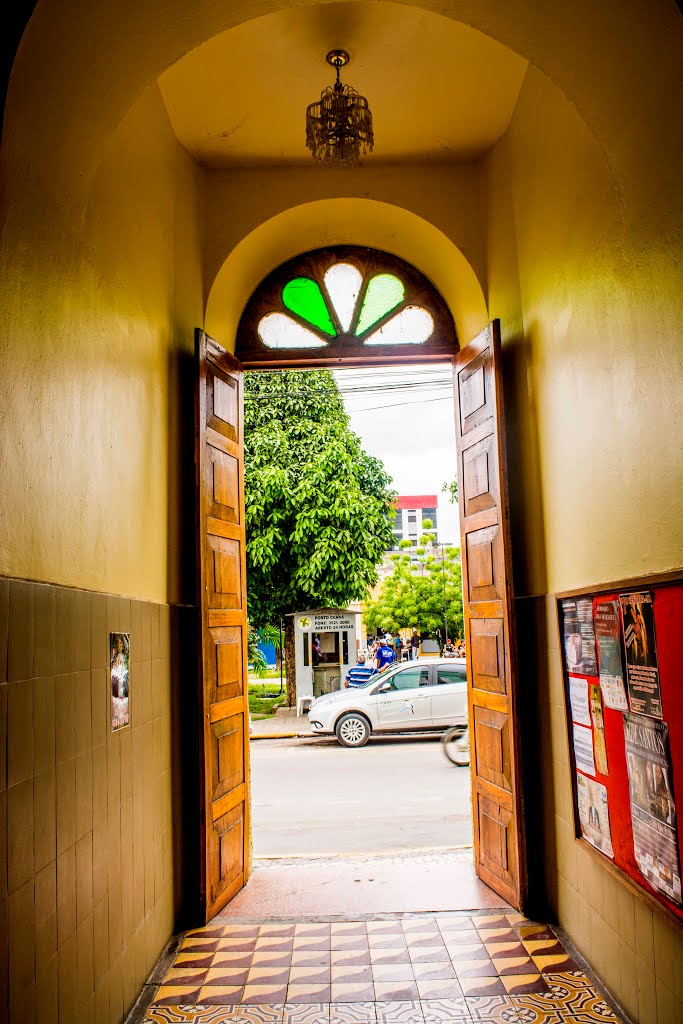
<box><xmin>453</xmin><ymin>320</ymin><xmax>526</xmax><ymax>910</ymax></box>
<box><xmin>376</xmin><ymin>666</ymin><xmax>431</xmax><ymax>725</ymax></box>
<box><xmin>195</xmin><ymin>329</ymin><xmax>250</xmax><ymax>922</ymax></box>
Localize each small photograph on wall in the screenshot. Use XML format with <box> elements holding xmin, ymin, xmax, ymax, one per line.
<box><xmin>110</xmin><ymin>632</ymin><xmax>130</xmax><ymax>731</ymax></box>
<box><xmin>624</xmin><ymin>713</ymin><xmax>681</xmax><ymax>904</ymax></box>
<box><xmin>577</xmin><ymin>772</ymin><xmax>614</xmax><ymax>858</ymax></box>
<box><xmin>619</xmin><ymin>592</ymin><xmax>662</xmax><ymax>718</ymax></box>
<box><xmin>594</xmin><ymin>599</ymin><xmax>628</xmax><ymax>710</ymax></box>
<box><xmin>562</xmin><ymin>597</ymin><xmax>597</xmax><ymax>675</ymax></box>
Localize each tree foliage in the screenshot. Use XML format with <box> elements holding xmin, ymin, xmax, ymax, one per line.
<box><xmin>364</xmin><ymin>549</ymin><xmax>464</xmax><ymax>641</ymax></box>
<box><xmin>244</xmin><ymin>370</ymin><xmax>396</xmax><ymax>626</ymax></box>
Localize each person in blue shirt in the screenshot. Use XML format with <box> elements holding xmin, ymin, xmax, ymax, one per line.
<box><xmin>375</xmin><ymin>640</ymin><xmax>395</xmax><ymax>672</ymax></box>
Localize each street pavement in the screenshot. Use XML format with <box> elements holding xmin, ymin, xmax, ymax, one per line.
<box><xmin>250</xmin><ymin>734</ymin><xmax>473</xmax><ymax>857</ymax></box>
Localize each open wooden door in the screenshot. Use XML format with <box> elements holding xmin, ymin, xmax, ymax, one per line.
<box><xmin>453</xmin><ymin>320</ymin><xmax>527</xmax><ymax>910</ymax></box>
<box><xmin>195</xmin><ymin>329</ymin><xmax>250</xmax><ymax>922</ymax></box>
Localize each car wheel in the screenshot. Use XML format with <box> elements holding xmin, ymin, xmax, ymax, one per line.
<box><xmin>336</xmin><ymin>712</ymin><xmax>371</xmax><ymax>748</ymax></box>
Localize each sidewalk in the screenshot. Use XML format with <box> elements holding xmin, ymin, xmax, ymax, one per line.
<box><xmin>251</xmin><ymin>705</ymin><xmax>311</xmax><ymax>737</ymax></box>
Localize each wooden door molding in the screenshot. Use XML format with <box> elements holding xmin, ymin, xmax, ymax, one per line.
<box><xmin>453</xmin><ymin>320</ymin><xmax>527</xmax><ymax>910</ymax></box>
<box><xmin>195</xmin><ymin>329</ymin><xmax>250</xmax><ymax>922</ymax></box>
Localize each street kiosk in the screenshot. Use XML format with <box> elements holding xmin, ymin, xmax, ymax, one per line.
<box><xmin>289</xmin><ymin>608</ymin><xmax>360</xmax><ymax>715</ymax></box>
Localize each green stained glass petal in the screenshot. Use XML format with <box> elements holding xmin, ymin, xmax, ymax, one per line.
<box><xmin>355</xmin><ymin>274</ymin><xmax>405</xmax><ymax>335</ymax></box>
<box><xmin>282</xmin><ymin>277</ymin><xmax>336</xmax><ymax>336</ymax></box>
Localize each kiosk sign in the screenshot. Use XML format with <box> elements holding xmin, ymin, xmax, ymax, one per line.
<box><xmin>311</xmin><ymin>613</ymin><xmax>355</xmax><ymax>631</ymax></box>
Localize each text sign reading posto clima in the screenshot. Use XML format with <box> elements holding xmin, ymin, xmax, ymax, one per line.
<box><xmin>305</xmin><ymin>613</ymin><xmax>356</xmax><ymax>631</ymax></box>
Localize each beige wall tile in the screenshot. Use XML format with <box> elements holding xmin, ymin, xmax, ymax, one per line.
<box><xmin>90</xmin><ymin>596</ymin><xmax>107</xmax><ymax>671</ymax></box>
<box><xmin>107</xmin><ymin>809</ymin><xmax>121</xmax><ymax>893</ymax></box>
<box><xmin>58</xmin><ymin>931</ymin><xmax>78</xmax><ymax>1024</ymax></box>
<box><xmin>601</xmin><ymin>868</ymin><xmax>620</xmax><ymax>934</ymax></box>
<box><xmin>57</xmin><ymin>845</ymin><xmax>76</xmax><ymax>948</ymax></box>
<box><xmin>108</xmin><ymin>954</ymin><xmax>122</xmax><ymax>1024</ymax></box>
<box><xmin>94</xmin><ymin>974</ymin><xmax>109</xmax><ymax>1023</ymax></box>
<box><xmin>54</xmin><ymin>674</ymin><xmax>75</xmax><ymax>765</ymax></box>
<box><xmin>90</xmin><ymin>668</ymin><xmax>107</xmax><ymax>754</ymax></box>
<box><xmin>556</xmin><ymin>816</ymin><xmax>577</xmax><ymax>889</ymax></box>
<box><xmin>34</xmin><ymin>861</ymin><xmax>57</xmax><ymax>969</ymax></box>
<box><xmin>8</xmin><ymin>679</ymin><xmax>34</xmax><ymax>787</ymax></box>
<box><xmin>73</xmin><ymin>592</ymin><xmax>91</xmax><ymax>674</ymax></box>
<box><xmin>34</xmin><ymin>768</ymin><xmax>56</xmax><ymax>874</ymax></box>
<box><xmin>675</xmin><ymin>928</ymin><xmax>683</xmax><ymax>1001</ymax></box>
<box><xmin>652</xmin><ymin>910</ymin><xmax>676</xmax><ymax>992</ymax></box>
<box><xmin>118</xmin><ymin>598</ymin><xmax>131</xmax><ymax>635</ymax></box>
<box><xmin>106</xmin><ymin>596</ymin><xmax>120</xmax><ymax>637</ymax></box>
<box><xmin>33</xmin><ymin>586</ymin><xmax>55</xmax><ymax>679</ymax></box>
<box><xmin>549</xmin><ymin>703</ymin><xmax>569</xmax><ymax>765</ymax></box>
<box><xmin>635</xmin><ymin>897</ymin><xmax>655</xmax><ymax>970</ymax></box>
<box><xmin>577</xmin><ymin>848</ymin><xmax>604</xmax><ymax>919</ymax></box>
<box><xmin>91</xmin><ymin>746</ymin><xmax>107</xmax><ymax>829</ymax></box>
<box><xmin>0</xmin><ymin>790</ymin><xmax>6</xmax><ymax>901</ymax></box>
<box><xmin>8</xmin><ymin>581</ymin><xmax>34</xmax><ymax>683</ymax></box>
<box><xmin>75</xmin><ymin>834</ymin><xmax>93</xmax><ymax>926</ymax></box>
<box><xmin>33</xmin><ymin>677</ymin><xmax>55</xmax><ymax>777</ymax></box>
<box><xmin>36</xmin><ymin>953</ymin><xmax>58</xmax><ymax>1024</ymax></box>
<box><xmin>618</xmin><ymin>938</ymin><xmax>639</xmax><ymax>1020</ymax></box>
<box><xmin>0</xmin><ymin>685</ymin><xmax>7</xmax><ymax>793</ymax></box>
<box><xmin>91</xmin><ymin>821</ymin><xmax>107</xmax><ymax>907</ymax></box>
<box><xmin>10</xmin><ymin>979</ymin><xmax>36</xmax><ymax>1023</ymax></box>
<box><xmin>120</xmin><ymin>941</ymin><xmax>136</xmax><ymax>1018</ymax></box>
<box><xmin>54</xmin><ymin>588</ymin><xmax>75</xmax><ymax>676</ymax></box>
<box><xmin>8</xmin><ymin>778</ymin><xmax>34</xmax><ymax>893</ymax></box>
<box><xmin>150</xmin><ymin>604</ymin><xmax>161</xmax><ymax>661</ymax></box>
<box><xmin>76</xmin><ymin>992</ymin><xmax>94</xmax><ymax>1024</ymax></box>
<box><xmin>151</xmin><ymin>661</ymin><xmax>164</xmax><ymax>721</ymax></box>
<box><xmin>56</xmin><ymin>758</ymin><xmax>76</xmax><ymax>856</ymax></box>
<box><xmin>75</xmin><ymin>752</ymin><xmax>93</xmax><ymax>842</ymax></box>
<box><xmin>92</xmin><ymin>896</ymin><xmax>109</xmax><ymax>985</ymax></box>
<box><xmin>129</xmin><ymin>603</ymin><xmax>141</xmax><ymax>665</ymax></box>
<box><xmin>108</xmin><ymin>888</ymin><xmax>122</xmax><ymax>968</ymax></box>
<box><xmin>107</xmin><ymin>734</ymin><xmax>121</xmax><ymax>810</ymax></box>
<box><xmin>656</xmin><ymin>979</ymin><xmax>678</xmax><ymax>1024</ymax></box>
<box><xmin>119</xmin><ymin>730</ymin><xmax>132</xmax><ymax>804</ymax></box>
<box><xmin>141</xmin><ymin>660</ymin><xmax>152</xmax><ymax>726</ymax></box>
<box><xmin>139</xmin><ymin>604</ymin><xmax>151</xmax><ymax>664</ymax></box>
<box><xmin>76</xmin><ymin>913</ymin><xmax>94</xmax><ymax>1013</ymax></box>
<box><xmin>0</xmin><ymin>578</ymin><xmax>9</xmax><ymax>685</ymax></box>
<box><xmin>637</xmin><ymin>956</ymin><xmax>658</xmax><ymax>1024</ymax></box>
<box><xmin>618</xmin><ymin>884</ymin><xmax>636</xmax><ymax>950</ymax></box>
<box><xmin>9</xmin><ymin>878</ymin><xmax>35</xmax><ymax>998</ymax></box>
<box><xmin>74</xmin><ymin>671</ymin><xmax>92</xmax><ymax>757</ymax></box>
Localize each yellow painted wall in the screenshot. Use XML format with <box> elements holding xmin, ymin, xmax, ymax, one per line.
<box><xmin>485</xmin><ymin>65</ymin><xmax>683</xmax><ymax>1022</ymax></box>
<box><xmin>0</xmin><ymin>85</ymin><xmax>203</xmax><ymax>603</ymax></box>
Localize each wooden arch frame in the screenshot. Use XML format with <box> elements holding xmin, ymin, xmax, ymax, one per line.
<box><xmin>235</xmin><ymin>245</ymin><xmax>458</xmax><ymax>368</ymax></box>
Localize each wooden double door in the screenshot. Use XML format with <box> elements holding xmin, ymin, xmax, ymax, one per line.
<box><xmin>194</xmin><ymin>321</ymin><xmax>526</xmax><ymax>921</ymax></box>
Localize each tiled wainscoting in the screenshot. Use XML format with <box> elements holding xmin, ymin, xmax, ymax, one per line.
<box><xmin>0</xmin><ymin>576</ymin><xmax>180</xmax><ymax>1023</ymax></box>
<box><xmin>516</xmin><ymin>594</ymin><xmax>683</xmax><ymax>1024</ymax></box>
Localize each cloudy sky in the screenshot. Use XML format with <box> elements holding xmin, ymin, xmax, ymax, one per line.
<box><xmin>335</xmin><ymin>364</ymin><xmax>460</xmax><ymax>545</ymax></box>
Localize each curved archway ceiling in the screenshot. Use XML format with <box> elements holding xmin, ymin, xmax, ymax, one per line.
<box><xmin>158</xmin><ymin>3</ymin><xmax>527</xmax><ymax>166</ymax></box>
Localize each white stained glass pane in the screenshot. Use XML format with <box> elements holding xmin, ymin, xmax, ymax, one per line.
<box><xmin>257</xmin><ymin>312</ymin><xmax>328</xmax><ymax>349</ymax></box>
<box><xmin>323</xmin><ymin>263</ymin><xmax>363</xmax><ymax>332</ymax></box>
<box><xmin>364</xmin><ymin>305</ymin><xmax>434</xmax><ymax>345</ymax></box>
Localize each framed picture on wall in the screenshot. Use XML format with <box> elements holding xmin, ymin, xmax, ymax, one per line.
<box><xmin>110</xmin><ymin>631</ymin><xmax>130</xmax><ymax>731</ymax></box>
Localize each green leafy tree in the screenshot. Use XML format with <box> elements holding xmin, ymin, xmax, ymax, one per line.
<box><xmin>364</xmin><ymin>547</ymin><xmax>464</xmax><ymax>643</ymax></box>
<box><xmin>244</xmin><ymin>370</ymin><xmax>396</xmax><ymax>703</ymax></box>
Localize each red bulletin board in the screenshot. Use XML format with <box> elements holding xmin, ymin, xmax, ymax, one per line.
<box><xmin>558</xmin><ymin>576</ymin><xmax>683</xmax><ymax>926</ymax></box>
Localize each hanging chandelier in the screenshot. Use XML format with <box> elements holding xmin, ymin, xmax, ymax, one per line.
<box><xmin>306</xmin><ymin>50</ymin><xmax>374</xmax><ymax>168</ymax></box>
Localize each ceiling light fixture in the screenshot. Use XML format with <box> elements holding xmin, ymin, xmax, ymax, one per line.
<box><xmin>306</xmin><ymin>50</ymin><xmax>374</xmax><ymax>168</ymax></box>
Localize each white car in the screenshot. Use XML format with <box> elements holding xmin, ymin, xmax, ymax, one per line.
<box><xmin>308</xmin><ymin>658</ymin><xmax>468</xmax><ymax>747</ymax></box>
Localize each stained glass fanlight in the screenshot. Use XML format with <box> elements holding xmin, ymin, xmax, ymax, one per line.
<box><xmin>236</xmin><ymin>246</ymin><xmax>457</xmax><ymax>365</ymax></box>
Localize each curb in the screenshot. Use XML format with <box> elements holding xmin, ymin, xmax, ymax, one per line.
<box><xmin>250</xmin><ymin>731</ymin><xmax>310</xmax><ymax>740</ymax></box>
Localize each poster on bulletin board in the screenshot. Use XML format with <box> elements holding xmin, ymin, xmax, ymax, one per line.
<box><xmin>558</xmin><ymin>576</ymin><xmax>683</xmax><ymax>925</ymax></box>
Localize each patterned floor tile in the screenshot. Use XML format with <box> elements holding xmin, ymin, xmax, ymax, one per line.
<box><xmin>520</xmin><ymin>942</ymin><xmax>566</xmax><ymax>958</ymax></box>
<box><xmin>370</xmin><ymin>949</ymin><xmax>412</xmax><ymax>966</ymax></box>
<box><xmin>465</xmin><ymin>995</ymin><xmax>521</xmax><ymax>1023</ymax></box>
<box><xmin>374</xmin><ymin>982</ymin><xmax>420</xmax><ymax>1001</ymax></box>
<box><xmin>181</xmin><ymin>938</ymin><xmax>221</xmax><ymax>953</ymax></box>
<box><xmin>295</xmin><ymin>939</ymin><xmax>334</xmax><ymax>953</ymax></box>
<box><xmin>258</xmin><ymin>940</ymin><xmax>296</xmax><ymax>953</ymax></box>
<box><xmin>458</xmin><ymin>978</ymin><xmax>506</xmax><ymax>998</ymax></box>
<box><xmin>332</xmin><ymin>951</ymin><xmax>372</xmax><ymax>967</ymax></box>
<box><xmin>328</xmin><ymin>1001</ymin><xmax>376</xmax><ymax>1024</ymax></box>
<box><xmin>332</xmin><ymin>939</ymin><xmax>371</xmax><ymax>952</ymax></box>
<box><xmin>370</xmin><ymin>936</ymin><xmax>410</xmax><ymax>950</ymax></box>
<box><xmin>282</xmin><ymin>1004</ymin><xmax>330</xmax><ymax>1024</ymax></box>
<box><xmin>411</xmin><ymin>947</ymin><xmax>451</xmax><ymax>964</ymax></box>
<box><xmin>174</xmin><ymin>952</ymin><xmax>216</xmax><ymax>969</ymax></box>
<box><xmin>144</xmin><ymin>1009</ymin><xmax>283</xmax><ymax>1024</ymax></box>
<box><xmin>162</xmin><ymin>967</ymin><xmax>210</xmax><ymax>986</ymax></box>
<box><xmin>293</xmin><ymin>952</ymin><xmax>333</xmax><ymax>968</ymax></box>
<box><xmin>529</xmin><ymin>956</ymin><xmax>578</xmax><ymax>975</ymax></box>
<box><xmin>473</xmin><ymin>917</ymin><xmax>510</xmax><ymax>930</ymax></box>
<box><xmin>290</xmin><ymin>967</ymin><xmax>333</xmax><ymax>986</ymax></box>
<box><xmin>507</xmin><ymin>999</ymin><xmax>565</xmax><ymax>1023</ymax></box>
<box><xmin>372</xmin><ymin>963</ymin><xmax>416</xmax><ymax>983</ymax></box>
<box><xmin>332</xmin><ymin>924</ymin><xmax>367</xmax><ymax>936</ymax></box>
<box><xmin>252</xmin><ymin>952</ymin><xmax>298</xmax><ymax>969</ymax></box>
<box><xmin>374</xmin><ymin>999</ymin><xmax>425</xmax><ymax>1024</ymax></box>
<box><xmin>411</xmin><ymin>963</ymin><xmax>455</xmax><ymax>982</ymax></box>
<box><xmin>243</xmin><ymin>984</ymin><xmax>290</xmax><ymax>1003</ymax></box>
<box><xmin>329</xmin><ymin>983</ymin><xmax>375</xmax><ymax>1002</ymax></box>
<box><xmin>499</xmin><ymin>976</ymin><xmax>548</xmax><ymax>996</ymax></box>
<box><xmin>403</xmin><ymin>920</ymin><xmax>438</xmax><ymax>933</ymax></box>
<box><xmin>198</xmin><ymin>985</ymin><xmax>249</xmax><ymax>1004</ymax></box>
<box><xmin>420</xmin><ymin>998</ymin><xmax>470</xmax><ymax>1022</ymax></box>
<box><xmin>331</xmin><ymin>966</ymin><xmax>373</xmax><ymax>985</ymax></box>
<box><xmin>476</xmin><ymin>931</ymin><xmax>519</xmax><ymax>945</ymax></box>
<box><xmin>222</xmin><ymin>939</ymin><xmax>261</xmax><ymax>952</ymax></box>
<box><xmin>296</xmin><ymin>925</ymin><xmax>331</xmax><ymax>937</ymax></box>
<box><xmin>368</xmin><ymin>922</ymin><xmax>403</xmax><ymax>934</ymax></box>
<box><xmin>247</xmin><ymin>967</ymin><xmax>291</xmax><ymax>986</ymax></box>
<box><xmin>261</xmin><ymin>925</ymin><xmax>296</xmax><ymax>937</ymax></box>
<box><xmin>203</xmin><ymin>966</ymin><xmax>251</xmax><ymax>986</ymax></box>
<box><xmin>447</xmin><ymin>945</ymin><xmax>489</xmax><ymax>961</ymax></box>
<box><xmin>490</xmin><ymin>959</ymin><xmax>537</xmax><ymax>977</ymax></box>
<box><xmin>415</xmin><ymin>980</ymin><xmax>464</xmax><ymax>1001</ymax></box>
<box><xmin>483</xmin><ymin>944</ymin><xmax>527</xmax><ymax>960</ymax></box>
<box><xmin>287</xmin><ymin>985</ymin><xmax>332</xmax><ymax>1004</ymax></box>
<box><xmin>213</xmin><ymin>952</ymin><xmax>256</xmax><ymax>969</ymax></box>
<box><xmin>153</xmin><ymin>985</ymin><xmax>203</xmax><ymax>1004</ymax></box>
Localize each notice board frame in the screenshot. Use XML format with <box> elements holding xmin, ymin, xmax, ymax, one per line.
<box><xmin>556</xmin><ymin>568</ymin><xmax>683</xmax><ymax>931</ymax></box>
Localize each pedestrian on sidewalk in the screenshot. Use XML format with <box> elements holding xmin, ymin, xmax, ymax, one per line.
<box><xmin>410</xmin><ymin>631</ymin><xmax>420</xmax><ymax>660</ymax></box>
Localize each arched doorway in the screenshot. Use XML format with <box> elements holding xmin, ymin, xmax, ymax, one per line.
<box><xmin>195</xmin><ymin>243</ymin><xmax>524</xmax><ymax>922</ymax></box>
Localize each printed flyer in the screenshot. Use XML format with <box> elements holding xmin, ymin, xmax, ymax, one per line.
<box><xmin>624</xmin><ymin>713</ymin><xmax>681</xmax><ymax>904</ymax></box>
<box><xmin>573</xmin><ymin>723</ymin><xmax>596</xmax><ymax>778</ymax></box>
<box><xmin>110</xmin><ymin>632</ymin><xmax>130</xmax><ymax>731</ymax></box>
<box><xmin>594</xmin><ymin>599</ymin><xmax>629</xmax><ymax>710</ymax></box>
<box><xmin>589</xmin><ymin>683</ymin><xmax>609</xmax><ymax>776</ymax></box>
<box><xmin>562</xmin><ymin>597</ymin><xmax>598</xmax><ymax>676</ymax></box>
<box><xmin>577</xmin><ymin>772</ymin><xmax>614</xmax><ymax>858</ymax></box>
<box><xmin>619</xmin><ymin>592</ymin><xmax>662</xmax><ymax>718</ymax></box>
<box><xmin>569</xmin><ymin>675</ymin><xmax>592</xmax><ymax>727</ymax></box>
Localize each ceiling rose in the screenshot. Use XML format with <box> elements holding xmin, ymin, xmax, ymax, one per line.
<box><xmin>305</xmin><ymin>50</ymin><xmax>374</xmax><ymax>168</ymax></box>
